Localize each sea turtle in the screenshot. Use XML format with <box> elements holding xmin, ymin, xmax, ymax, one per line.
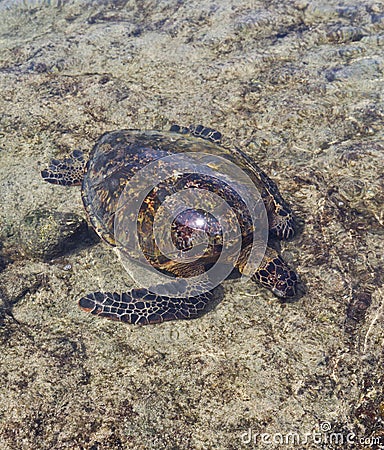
<box><xmin>41</xmin><ymin>124</ymin><xmax>298</xmax><ymax>325</ymax></box>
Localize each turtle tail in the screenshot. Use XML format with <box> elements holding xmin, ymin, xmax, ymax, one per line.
<box><xmin>41</xmin><ymin>150</ymin><xmax>85</xmax><ymax>186</ymax></box>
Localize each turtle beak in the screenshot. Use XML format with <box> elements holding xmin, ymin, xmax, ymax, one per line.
<box><xmin>272</xmin><ymin>284</ymin><xmax>296</xmax><ymax>298</ymax></box>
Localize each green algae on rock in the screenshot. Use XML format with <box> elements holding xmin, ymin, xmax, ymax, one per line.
<box><xmin>19</xmin><ymin>209</ymin><xmax>89</xmax><ymax>261</ymax></box>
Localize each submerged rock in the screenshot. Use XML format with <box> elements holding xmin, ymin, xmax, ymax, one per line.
<box><xmin>19</xmin><ymin>209</ymin><xmax>89</xmax><ymax>261</ymax></box>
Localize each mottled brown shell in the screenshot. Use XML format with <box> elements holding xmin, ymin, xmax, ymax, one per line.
<box><xmin>81</xmin><ymin>129</ymin><xmax>294</xmax><ymax>272</ymax></box>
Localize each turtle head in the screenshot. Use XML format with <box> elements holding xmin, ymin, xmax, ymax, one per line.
<box><xmin>254</xmin><ymin>254</ymin><xmax>298</xmax><ymax>298</ymax></box>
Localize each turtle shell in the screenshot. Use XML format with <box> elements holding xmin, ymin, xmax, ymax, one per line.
<box><xmin>81</xmin><ymin>129</ymin><xmax>286</xmax><ymax>273</ymax></box>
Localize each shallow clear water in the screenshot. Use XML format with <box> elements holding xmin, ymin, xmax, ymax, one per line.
<box><xmin>0</xmin><ymin>1</ymin><xmax>383</xmax><ymax>449</ymax></box>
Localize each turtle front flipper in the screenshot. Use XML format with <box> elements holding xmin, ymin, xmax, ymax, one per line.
<box><xmin>41</xmin><ymin>150</ymin><xmax>85</xmax><ymax>186</ymax></box>
<box><xmin>78</xmin><ymin>286</ymin><xmax>214</xmax><ymax>325</ymax></box>
<box><xmin>254</xmin><ymin>167</ymin><xmax>296</xmax><ymax>240</ymax></box>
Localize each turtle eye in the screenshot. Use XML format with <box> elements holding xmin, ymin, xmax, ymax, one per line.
<box><xmin>272</xmin><ymin>265</ymin><xmax>297</xmax><ymax>297</ymax></box>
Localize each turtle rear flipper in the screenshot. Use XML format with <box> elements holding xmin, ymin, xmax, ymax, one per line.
<box><xmin>79</xmin><ymin>287</ymin><xmax>214</xmax><ymax>325</ymax></box>
<box><xmin>41</xmin><ymin>150</ymin><xmax>85</xmax><ymax>186</ymax></box>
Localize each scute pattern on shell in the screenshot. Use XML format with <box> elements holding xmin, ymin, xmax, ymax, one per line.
<box><xmin>82</xmin><ymin>129</ymin><xmax>294</xmax><ymax>255</ymax></box>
